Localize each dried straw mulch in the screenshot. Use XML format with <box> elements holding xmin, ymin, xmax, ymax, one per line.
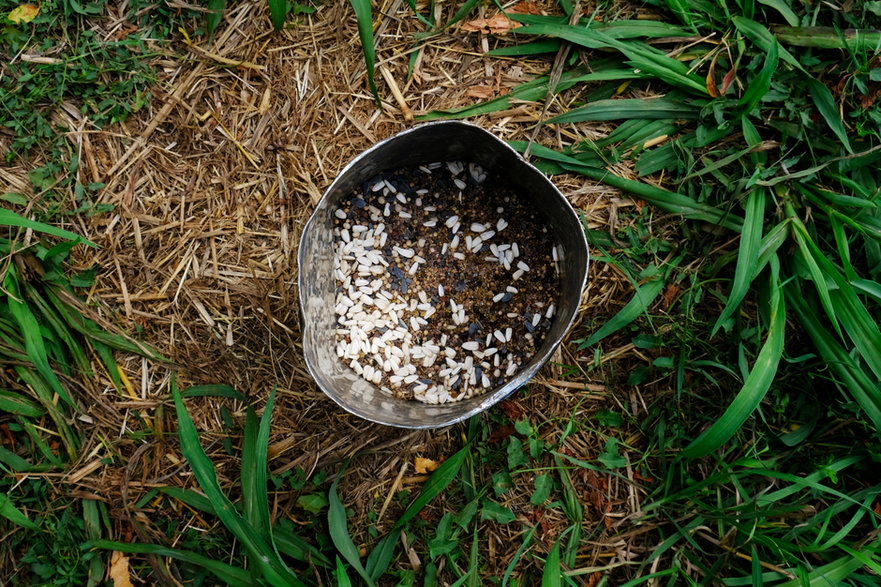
<box><xmin>8</xmin><ymin>0</ymin><xmax>664</xmax><ymax>581</ymax></box>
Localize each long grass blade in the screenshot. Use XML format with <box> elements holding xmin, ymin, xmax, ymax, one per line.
<box><xmin>0</xmin><ymin>209</ymin><xmax>92</xmax><ymax>244</ymax></box>
<box><xmin>775</xmin><ymin>553</ymin><xmax>864</xmax><ymax>586</ymax></box>
<box><xmin>542</xmin><ymin>537</ymin><xmax>563</xmax><ymax>587</ymax></box>
<box><xmin>171</xmin><ymin>379</ymin><xmax>304</xmax><ymax>586</ymax></box>
<box><xmin>790</xmin><ymin>214</ymin><xmax>881</xmax><ymax>380</ymax></box>
<box><xmin>580</xmin><ymin>276</ymin><xmax>666</xmax><ymax>348</ymax></box>
<box><xmin>806</xmin><ymin>77</ymin><xmax>853</xmax><ymax>153</ymax></box>
<box><xmin>4</xmin><ymin>268</ymin><xmax>75</xmax><ymax>410</ymax></box>
<box><xmin>682</xmin><ymin>255</ymin><xmax>785</xmax><ymax>458</ymax></box>
<box><xmin>508</xmin><ymin>142</ymin><xmax>743</xmax><ymax>231</ymax></box>
<box><xmin>0</xmin><ymin>445</ymin><xmax>37</xmax><ymax>472</ymax></box>
<box><xmin>349</xmin><ymin>0</ymin><xmax>379</xmax><ymax>104</ymax></box>
<box><xmin>0</xmin><ymin>492</ymin><xmax>40</xmax><ymax>530</ymax></box>
<box><xmin>84</xmin><ymin>540</ymin><xmax>254</xmax><ymax>585</ymax></box>
<box><xmin>328</xmin><ymin>470</ymin><xmax>375</xmax><ymax>586</ymax></box>
<box><xmin>732</xmin><ymin>41</ymin><xmax>778</xmax><ymax>121</ymax></box>
<box><xmin>366</xmin><ymin>443</ymin><xmax>469</xmax><ymax>579</ymax></box>
<box><xmin>274</xmin><ymin>519</ymin><xmax>332</xmax><ymax>567</ymax></box>
<box><xmin>0</xmin><ymin>389</ymin><xmax>44</xmax><ymax>418</ymax></box>
<box><xmin>180</xmin><ymin>384</ymin><xmax>246</xmax><ymax>401</ymax></box>
<box><xmin>242</xmin><ymin>389</ymin><xmax>274</xmax><ymax>538</ymax></box>
<box><xmin>514</xmin><ymin>24</ymin><xmax>707</xmax><ymax>94</ymax></box>
<box><xmin>789</xmin><ymin>292</ymin><xmax>881</xmax><ymax>427</ymax></box>
<box><xmin>546</xmin><ymin>98</ymin><xmax>701</xmax><ymax>124</ymax></box>
<box><xmin>158</xmin><ymin>486</ymin><xmax>214</xmax><ymax>513</ymax></box>
<box><xmin>713</xmin><ymin>190</ymin><xmax>768</xmax><ymax>335</ymax></box>
<box><xmin>268</xmin><ymin>0</ymin><xmax>286</xmax><ymax>30</ymax></box>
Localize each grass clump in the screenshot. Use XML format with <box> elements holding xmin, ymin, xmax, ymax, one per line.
<box><xmin>414</xmin><ymin>0</ymin><xmax>881</xmax><ymax>582</ymax></box>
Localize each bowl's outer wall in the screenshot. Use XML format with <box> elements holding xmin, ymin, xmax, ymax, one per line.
<box><xmin>297</xmin><ymin>121</ymin><xmax>589</xmax><ymax>428</ymax></box>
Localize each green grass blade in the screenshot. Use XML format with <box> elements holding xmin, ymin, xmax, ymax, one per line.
<box><xmin>732</xmin><ymin>17</ymin><xmax>804</xmax><ymax>72</ymax></box>
<box><xmin>420</xmin><ymin>66</ymin><xmax>641</xmax><ymax>121</ymax></box>
<box><xmin>502</xmin><ymin>525</ymin><xmax>536</xmax><ymax>586</ymax></box>
<box><xmin>542</xmin><ymin>537</ymin><xmax>563</xmax><ymax>587</ymax></box>
<box><xmin>206</xmin><ymin>0</ymin><xmax>225</xmax><ymax>38</ymax></box>
<box><xmin>158</xmin><ymin>486</ymin><xmax>215</xmax><ymax>514</ymax></box>
<box><xmin>335</xmin><ymin>556</ymin><xmax>354</xmax><ymax>587</ymax></box>
<box><xmin>683</xmin><ymin>255</ymin><xmax>786</xmax><ymax>458</ymax></box>
<box><xmin>487</xmin><ymin>39</ymin><xmax>562</xmax><ymax>56</ymax></box>
<box><xmin>775</xmin><ymin>553</ymin><xmax>865</xmax><ymax>586</ymax></box>
<box><xmin>713</xmin><ymin>190</ymin><xmax>768</xmax><ymax>335</ymax></box>
<box><xmin>509</xmin><ymin>15</ymin><xmax>694</xmax><ymax>39</ymax></box>
<box><xmin>328</xmin><ymin>470</ymin><xmax>375</xmax><ymax>586</ymax></box>
<box><xmin>242</xmin><ymin>390</ymin><xmax>274</xmax><ymax>538</ymax></box>
<box><xmin>759</xmin><ymin>0</ymin><xmax>799</xmax><ymax>26</ymax></box>
<box><xmin>851</xmin><ymin>278</ymin><xmax>881</xmax><ymax>304</ymax></box>
<box><xmin>0</xmin><ymin>492</ymin><xmax>40</xmax><ymax>531</ymax></box>
<box><xmin>514</xmin><ymin>24</ymin><xmax>707</xmax><ymax>94</ymax></box>
<box><xmin>0</xmin><ymin>209</ymin><xmax>93</xmax><ymax>245</ymax></box>
<box><xmin>394</xmin><ymin>443</ymin><xmax>469</xmax><ymax>528</ymax></box>
<box><xmin>790</xmin><ymin>214</ymin><xmax>881</xmax><ymax>380</ymax></box>
<box><xmin>367</xmin><ymin>443</ymin><xmax>470</xmax><ymax>579</ymax></box>
<box><xmin>580</xmin><ymin>276</ymin><xmax>666</xmax><ymax>348</ymax></box>
<box><xmin>507</xmin><ymin>142</ymin><xmax>742</xmax><ymax>230</ymax></box>
<box><xmin>268</xmin><ymin>0</ymin><xmax>287</xmax><ymax>30</ymax></box>
<box><xmin>0</xmin><ymin>389</ymin><xmax>45</xmax><ymax>418</ymax></box>
<box><xmin>546</xmin><ymin>98</ymin><xmax>701</xmax><ymax>124</ymax></box>
<box><xmin>180</xmin><ymin>384</ymin><xmax>246</xmax><ymax>401</ymax></box>
<box><xmin>790</xmin><ymin>218</ymin><xmax>841</xmax><ymax>338</ymax></box>
<box><xmin>790</xmin><ymin>292</ymin><xmax>881</xmax><ymax>427</ymax></box>
<box><xmin>0</xmin><ymin>445</ymin><xmax>37</xmax><ymax>472</ymax></box>
<box><xmin>4</xmin><ymin>268</ymin><xmax>75</xmax><ymax>410</ymax></box>
<box><xmin>84</xmin><ymin>540</ymin><xmax>254</xmax><ymax>585</ymax></box>
<box><xmin>365</xmin><ymin>533</ymin><xmax>397</xmax><ymax>580</ymax></box>
<box><xmin>732</xmin><ymin>41</ymin><xmax>778</xmax><ymax>121</ymax></box>
<box><xmin>83</xmin><ymin>499</ymin><xmax>104</xmax><ymax>587</ymax></box>
<box><xmin>274</xmin><ymin>519</ymin><xmax>332</xmax><ymax>567</ymax></box>
<box><xmin>171</xmin><ymin>379</ymin><xmax>304</xmax><ymax>586</ymax></box>
<box><xmin>806</xmin><ymin>77</ymin><xmax>853</xmax><ymax>153</ymax></box>
<box><xmin>349</xmin><ymin>0</ymin><xmax>379</xmax><ymax>104</ymax></box>
<box><xmin>774</xmin><ymin>27</ymin><xmax>881</xmax><ymax>51</ymax></box>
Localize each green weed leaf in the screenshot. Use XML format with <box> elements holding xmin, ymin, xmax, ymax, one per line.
<box><xmin>328</xmin><ymin>470</ymin><xmax>374</xmax><ymax>586</ymax></box>
<box><xmin>480</xmin><ymin>501</ymin><xmax>516</xmax><ymax>524</ymax></box>
<box><xmin>530</xmin><ymin>474</ymin><xmax>553</xmax><ymax>505</ymax></box>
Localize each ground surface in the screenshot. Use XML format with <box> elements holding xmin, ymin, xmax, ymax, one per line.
<box><xmin>4</xmin><ymin>0</ymin><xmax>675</xmax><ymax>583</ymax></box>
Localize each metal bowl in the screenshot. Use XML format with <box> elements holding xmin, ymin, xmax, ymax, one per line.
<box><xmin>297</xmin><ymin>121</ymin><xmax>588</xmax><ymax>428</ymax></box>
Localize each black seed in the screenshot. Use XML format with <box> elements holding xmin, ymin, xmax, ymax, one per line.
<box><xmin>501</xmin><ymin>292</ymin><xmax>513</xmax><ymax>302</ymax></box>
<box><xmin>352</xmin><ymin>197</ymin><xmax>366</xmax><ymax>208</ymax></box>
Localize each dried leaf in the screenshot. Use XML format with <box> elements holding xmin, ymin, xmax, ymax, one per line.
<box><xmin>499</xmin><ymin>400</ymin><xmax>524</xmax><ymax>420</ymax></box>
<box><xmin>721</xmin><ymin>67</ymin><xmax>736</xmax><ymax>95</ymax></box>
<box><xmin>662</xmin><ymin>283</ymin><xmax>681</xmax><ymax>309</ymax></box>
<box><xmin>7</xmin><ymin>4</ymin><xmax>38</xmax><ymax>23</ymax></box>
<box><xmin>109</xmin><ymin>551</ymin><xmax>134</xmax><ymax>587</ymax></box>
<box><xmin>461</xmin><ymin>14</ymin><xmax>520</xmax><ymax>35</ymax></box>
<box><xmin>508</xmin><ymin>2</ymin><xmax>543</xmax><ymax>15</ymax></box>
<box><xmin>487</xmin><ymin>425</ymin><xmax>516</xmax><ymax>443</ymax></box>
<box><xmin>706</xmin><ymin>55</ymin><xmax>721</xmax><ymax>98</ymax></box>
<box><xmin>466</xmin><ymin>85</ymin><xmax>495</xmax><ymax>99</ymax></box>
<box><xmin>414</xmin><ymin>457</ymin><xmax>440</xmax><ymax>474</ymax></box>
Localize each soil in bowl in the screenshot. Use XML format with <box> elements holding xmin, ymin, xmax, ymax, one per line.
<box><xmin>332</xmin><ymin>160</ymin><xmax>561</xmax><ymax>404</ymax></box>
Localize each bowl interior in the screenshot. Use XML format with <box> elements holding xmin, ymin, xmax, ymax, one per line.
<box><xmin>297</xmin><ymin>121</ymin><xmax>588</xmax><ymax>428</ymax></box>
